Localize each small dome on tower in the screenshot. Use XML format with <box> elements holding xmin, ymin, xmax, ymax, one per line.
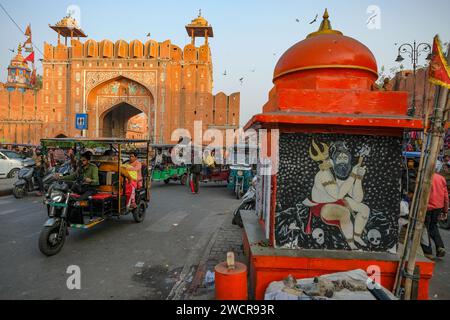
<box><xmin>10</xmin><ymin>44</ymin><xmax>30</xmax><ymax>69</ymax></box>
<box><xmin>55</xmin><ymin>15</ymin><xmax>80</xmax><ymax>29</ymax></box>
<box><xmin>189</xmin><ymin>10</ymin><xmax>209</xmax><ymax>27</ymax></box>
<box><xmin>273</xmin><ymin>9</ymin><xmax>378</xmax><ymax>83</ymax></box>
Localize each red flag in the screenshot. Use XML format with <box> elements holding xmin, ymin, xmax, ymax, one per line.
<box><xmin>429</xmin><ymin>35</ymin><xmax>450</xmax><ymax>89</ymax></box>
<box><xmin>23</xmin><ymin>51</ymin><xmax>34</xmax><ymax>64</ymax></box>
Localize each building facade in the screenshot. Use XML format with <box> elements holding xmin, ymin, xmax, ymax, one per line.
<box><xmin>0</xmin><ymin>13</ymin><xmax>240</xmax><ymax>145</ymax></box>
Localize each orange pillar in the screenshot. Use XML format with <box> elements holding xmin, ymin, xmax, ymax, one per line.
<box><xmin>215</xmin><ymin>262</ymin><xmax>248</xmax><ymax>300</ymax></box>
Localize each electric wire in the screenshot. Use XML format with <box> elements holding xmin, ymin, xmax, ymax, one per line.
<box><xmin>0</xmin><ymin>2</ymin><xmax>44</xmax><ymax>57</ymax></box>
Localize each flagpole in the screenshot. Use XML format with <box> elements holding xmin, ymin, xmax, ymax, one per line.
<box><xmin>403</xmin><ymin>40</ymin><xmax>450</xmax><ymax>300</ymax></box>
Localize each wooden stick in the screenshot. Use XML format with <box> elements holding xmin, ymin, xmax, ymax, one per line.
<box><xmin>393</xmin><ymin>91</ymin><xmax>432</xmax><ymax>295</ymax></box>
<box><xmin>403</xmin><ymin>43</ymin><xmax>450</xmax><ymax>300</ymax></box>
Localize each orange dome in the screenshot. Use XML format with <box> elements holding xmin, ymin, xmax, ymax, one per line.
<box><xmin>273</xmin><ymin>10</ymin><xmax>378</xmax><ymax>82</ymax></box>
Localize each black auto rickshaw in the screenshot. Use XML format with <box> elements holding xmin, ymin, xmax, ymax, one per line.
<box><xmin>38</xmin><ymin>138</ymin><xmax>152</xmax><ymax>256</ymax></box>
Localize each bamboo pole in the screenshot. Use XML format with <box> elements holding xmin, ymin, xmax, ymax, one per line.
<box><xmin>403</xmin><ymin>43</ymin><xmax>450</xmax><ymax>300</ymax></box>
<box><xmin>393</xmin><ymin>60</ymin><xmax>436</xmax><ymax>296</ymax></box>
<box><xmin>393</xmin><ymin>109</ymin><xmax>430</xmax><ymax>295</ymax></box>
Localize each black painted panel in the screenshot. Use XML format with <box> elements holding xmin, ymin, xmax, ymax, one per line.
<box><xmin>275</xmin><ymin>133</ymin><xmax>402</xmax><ymax>252</ymax></box>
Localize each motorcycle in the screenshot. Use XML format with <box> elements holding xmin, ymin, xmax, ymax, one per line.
<box><xmin>13</xmin><ymin>160</ymin><xmax>72</xmax><ymax>199</ymax></box>
<box><xmin>232</xmin><ymin>176</ymin><xmax>257</xmax><ymax>228</ymax></box>
<box><xmin>40</xmin><ymin>180</ymin><xmax>72</xmax><ymax>256</ymax></box>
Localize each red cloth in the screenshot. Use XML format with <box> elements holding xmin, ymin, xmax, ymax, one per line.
<box><xmin>125</xmin><ymin>180</ymin><xmax>137</xmax><ymax>207</ymax></box>
<box><xmin>428</xmin><ymin>173</ymin><xmax>449</xmax><ymax>213</ymax></box>
<box><xmin>305</xmin><ymin>199</ymin><xmax>347</xmax><ymax>234</ymax></box>
<box><xmin>23</xmin><ymin>51</ymin><xmax>35</xmax><ymax>64</ymax></box>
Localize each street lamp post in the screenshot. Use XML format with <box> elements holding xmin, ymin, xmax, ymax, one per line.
<box><xmin>395</xmin><ymin>41</ymin><xmax>432</xmax><ymax>117</ymax></box>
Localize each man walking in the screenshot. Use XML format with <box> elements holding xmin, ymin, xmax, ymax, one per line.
<box><xmin>421</xmin><ymin>160</ymin><xmax>447</xmax><ymax>259</ymax></box>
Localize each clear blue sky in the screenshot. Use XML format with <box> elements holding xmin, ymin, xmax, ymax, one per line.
<box><xmin>1</xmin><ymin>0</ymin><xmax>449</xmax><ymax>125</ymax></box>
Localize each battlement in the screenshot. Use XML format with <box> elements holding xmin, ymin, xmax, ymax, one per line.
<box><xmin>43</xmin><ymin>39</ymin><xmax>212</xmax><ymax>63</ymax></box>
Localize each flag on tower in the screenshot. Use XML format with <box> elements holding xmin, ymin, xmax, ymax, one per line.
<box><xmin>24</xmin><ymin>24</ymin><xmax>33</xmax><ymax>52</ymax></box>
<box><xmin>429</xmin><ymin>35</ymin><xmax>450</xmax><ymax>89</ymax></box>
<box><xmin>25</xmin><ymin>24</ymin><xmax>32</xmax><ymax>37</ymax></box>
<box><xmin>23</xmin><ymin>51</ymin><xmax>35</xmax><ymax>64</ymax></box>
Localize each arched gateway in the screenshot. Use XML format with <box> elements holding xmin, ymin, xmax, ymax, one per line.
<box><xmin>88</xmin><ymin>76</ymin><xmax>153</xmax><ymax>139</ymax></box>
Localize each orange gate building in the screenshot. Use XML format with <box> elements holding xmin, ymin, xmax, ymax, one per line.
<box><xmin>0</xmin><ymin>13</ymin><xmax>240</xmax><ymax>145</ymax></box>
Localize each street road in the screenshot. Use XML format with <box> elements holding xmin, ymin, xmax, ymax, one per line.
<box><xmin>0</xmin><ymin>179</ymin><xmax>449</xmax><ymax>300</ymax></box>
<box><xmin>429</xmin><ymin>227</ymin><xmax>450</xmax><ymax>300</ymax></box>
<box><xmin>0</xmin><ymin>181</ymin><xmax>237</xmax><ymax>300</ymax></box>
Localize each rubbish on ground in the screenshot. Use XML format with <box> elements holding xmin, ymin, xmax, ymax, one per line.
<box><xmin>205</xmin><ymin>270</ymin><xmax>215</xmax><ymax>286</ymax></box>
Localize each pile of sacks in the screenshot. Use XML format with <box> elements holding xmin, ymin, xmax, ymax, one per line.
<box><xmin>264</xmin><ymin>269</ymin><xmax>397</xmax><ymax>300</ymax></box>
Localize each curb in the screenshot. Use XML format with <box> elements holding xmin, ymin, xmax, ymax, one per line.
<box><xmin>186</xmin><ymin>220</ymin><xmax>223</xmax><ymax>298</ymax></box>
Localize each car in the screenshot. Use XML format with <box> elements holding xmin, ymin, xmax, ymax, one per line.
<box><xmin>0</xmin><ymin>149</ymin><xmax>24</xmax><ymax>179</ymax></box>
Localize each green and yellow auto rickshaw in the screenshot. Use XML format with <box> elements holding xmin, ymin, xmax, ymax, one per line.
<box><xmin>38</xmin><ymin>138</ymin><xmax>152</xmax><ymax>256</ymax></box>
<box><xmin>150</xmin><ymin>144</ymin><xmax>188</xmax><ymax>185</ymax></box>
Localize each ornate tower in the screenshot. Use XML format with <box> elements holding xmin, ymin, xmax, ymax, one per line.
<box><xmin>5</xmin><ymin>44</ymin><xmax>32</xmax><ymax>92</ymax></box>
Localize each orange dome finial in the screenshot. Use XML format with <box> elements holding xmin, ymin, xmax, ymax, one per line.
<box><xmin>307</xmin><ymin>8</ymin><xmax>343</xmax><ymax>38</ymax></box>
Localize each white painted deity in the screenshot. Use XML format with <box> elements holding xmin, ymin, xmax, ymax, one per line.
<box><xmin>303</xmin><ymin>140</ymin><xmax>371</xmax><ymax>250</ymax></box>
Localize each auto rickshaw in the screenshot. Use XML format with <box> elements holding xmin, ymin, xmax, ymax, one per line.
<box><xmin>227</xmin><ymin>144</ymin><xmax>257</xmax><ymax>199</ymax></box>
<box><xmin>150</xmin><ymin>144</ymin><xmax>188</xmax><ymax>185</ymax></box>
<box><xmin>38</xmin><ymin>138</ymin><xmax>152</xmax><ymax>256</ymax></box>
<box><xmin>199</xmin><ymin>146</ymin><xmax>229</xmax><ymax>184</ymax></box>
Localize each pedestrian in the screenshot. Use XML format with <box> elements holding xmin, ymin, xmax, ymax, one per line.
<box><xmin>32</xmin><ymin>147</ymin><xmax>49</xmax><ymax>196</ymax></box>
<box><xmin>189</xmin><ymin>145</ymin><xmax>202</xmax><ymax>194</ymax></box>
<box><xmin>421</xmin><ymin>160</ymin><xmax>447</xmax><ymax>259</ymax></box>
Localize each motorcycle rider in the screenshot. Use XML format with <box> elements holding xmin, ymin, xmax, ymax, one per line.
<box><xmin>56</xmin><ymin>152</ymin><xmax>99</xmax><ymax>200</ymax></box>
<box><xmin>32</xmin><ymin>147</ymin><xmax>49</xmax><ymax>196</ymax></box>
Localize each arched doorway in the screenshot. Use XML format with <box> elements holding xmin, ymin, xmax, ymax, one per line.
<box><xmin>101</xmin><ymin>102</ymin><xmax>147</xmax><ymax>138</ymax></box>
<box><xmin>55</xmin><ymin>134</ymin><xmax>68</xmax><ymax>138</ymax></box>
<box><xmin>87</xmin><ymin>76</ymin><xmax>153</xmax><ymax>139</ymax></box>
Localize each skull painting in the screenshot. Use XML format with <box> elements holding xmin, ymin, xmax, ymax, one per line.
<box><xmin>367</xmin><ymin>229</ymin><xmax>382</xmax><ymax>246</ymax></box>
<box><xmin>312</xmin><ymin>228</ymin><xmax>325</xmax><ymax>245</ymax></box>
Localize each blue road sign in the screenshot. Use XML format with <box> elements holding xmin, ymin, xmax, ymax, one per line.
<box><xmin>75</xmin><ymin>113</ymin><xmax>88</xmax><ymax>130</ymax></box>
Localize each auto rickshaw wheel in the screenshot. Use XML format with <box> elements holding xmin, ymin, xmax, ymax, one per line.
<box><xmin>132</xmin><ymin>202</ymin><xmax>146</xmax><ymax>223</ymax></box>
<box><xmin>180</xmin><ymin>174</ymin><xmax>187</xmax><ymax>185</ymax></box>
<box><xmin>38</xmin><ymin>223</ymin><xmax>66</xmax><ymax>256</ymax></box>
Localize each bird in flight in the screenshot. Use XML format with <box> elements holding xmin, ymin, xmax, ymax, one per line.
<box><xmin>223</xmin><ymin>70</ymin><xmax>227</xmax><ymax>76</ymax></box>
<box><xmin>146</xmin><ymin>33</ymin><xmax>151</xmax><ymax>37</ymax></box>
<box><xmin>295</xmin><ymin>18</ymin><xmax>300</xmax><ymax>23</ymax></box>
<box><xmin>8</xmin><ymin>49</ymin><xmax>15</xmax><ymax>53</ymax></box>
<box><xmin>250</xmin><ymin>69</ymin><xmax>256</xmax><ymax>73</ymax></box>
<box><xmin>309</xmin><ymin>14</ymin><xmax>318</xmax><ymax>24</ymax></box>
<box><xmin>239</xmin><ymin>77</ymin><xmax>244</xmax><ymax>85</ymax></box>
